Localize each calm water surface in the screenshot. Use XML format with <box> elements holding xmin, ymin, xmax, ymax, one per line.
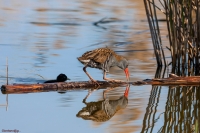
<box><xmin>0</xmin><ymin>0</ymin><xmax>174</xmax><ymax>133</ymax></box>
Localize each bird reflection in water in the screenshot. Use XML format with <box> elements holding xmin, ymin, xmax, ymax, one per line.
<box><xmin>76</xmin><ymin>85</ymin><xmax>130</xmax><ymax>122</ymax></box>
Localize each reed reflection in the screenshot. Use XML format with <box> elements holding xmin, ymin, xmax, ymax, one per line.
<box><xmin>141</xmin><ymin>86</ymin><xmax>200</xmax><ymax>133</ymax></box>
<box><xmin>76</xmin><ymin>85</ymin><xmax>130</xmax><ymax>122</ymax></box>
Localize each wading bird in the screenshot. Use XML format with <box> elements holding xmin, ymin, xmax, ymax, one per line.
<box><xmin>78</xmin><ymin>47</ymin><xmax>130</xmax><ymax>84</ymax></box>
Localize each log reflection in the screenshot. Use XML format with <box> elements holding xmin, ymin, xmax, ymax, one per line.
<box><xmin>76</xmin><ymin>85</ymin><xmax>129</xmax><ymax>122</ymax></box>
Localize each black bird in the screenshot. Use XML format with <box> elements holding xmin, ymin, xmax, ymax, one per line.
<box><xmin>78</xmin><ymin>47</ymin><xmax>130</xmax><ymax>83</ymax></box>
<box><xmin>44</xmin><ymin>73</ymin><xmax>70</xmax><ymax>83</ymax></box>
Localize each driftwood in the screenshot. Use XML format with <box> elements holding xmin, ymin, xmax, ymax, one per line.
<box><xmin>133</xmin><ymin>74</ymin><xmax>200</xmax><ymax>85</ymax></box>
<box><xmin>1</xmin><ymin>81</ymin><xmax>128</xmax><ymax>94</ymax></box>
<box><xmin>2</xmin><ymin>74</ymin><xmax>200</xmax><ymax>94</ymax></box>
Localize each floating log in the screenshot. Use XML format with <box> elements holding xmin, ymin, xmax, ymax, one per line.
<box><xmin>133</xmin><ymin>74</ymin><xmax>200</xmax><ymax>85</ymax></box>
<box><xmin>1</xmin><ymin>81</ymin><xmax>128</xmax><ymax>94</ymax></box>
<box><xmin>2</xmin><ymin>74</ymin><xmax>200</xmax><ymax>94</ymax></box>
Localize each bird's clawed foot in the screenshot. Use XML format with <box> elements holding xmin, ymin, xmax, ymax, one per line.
<box><xmin>89</xmin><ymin>78</ymin><xmax>100</xmax><ymax>86</ymax></box>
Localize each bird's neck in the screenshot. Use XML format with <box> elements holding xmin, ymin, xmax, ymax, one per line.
<box><xmin>114</xmin><ymin>54</ymin><xmax>124</xmax><ymax>62</ymax></box>
<box><xmin>109</xmin><ymin>55</ymin><xmax>123</xmax><ymax>68</ymax></box>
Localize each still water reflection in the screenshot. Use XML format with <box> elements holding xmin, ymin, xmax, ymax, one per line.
<box><xmin>141</xmin><ymin>85</ymin><xmax>200</xmax><ymax>133</ymax></box>
<box><xmin>77</xmin><ymin>85</ymin><xmax>129</xmax><ymax>122</ymax></box>
<box><xmin>1</xmin><ymin>84</ymin><xmax>200</xmax><ymax>133</ymax></box>
<box><xmin>0</xmin><ymin>0</ymin><xmax>197</xmax><ymax>133</ymax></box>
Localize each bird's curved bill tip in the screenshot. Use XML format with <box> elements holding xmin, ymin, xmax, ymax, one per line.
<box><xmin>67</xmin><ymin>78</ymin><xmax>71</xmax><ymax>80</ymax></box>
<box><xmin>124</xmin><ymin>68</ymin><xmax>130</xmax><ymax>82</ymax></box>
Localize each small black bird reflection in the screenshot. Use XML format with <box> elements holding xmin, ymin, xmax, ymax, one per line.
<box><xmin>44</xmin><ymin>73</ymin><xmax>70</xmax><ymax>83</ymax></box>
<box><xmin>76</xmin><ymin>85</ymin><xmax>130</xmax><ymax>122</ymax></box>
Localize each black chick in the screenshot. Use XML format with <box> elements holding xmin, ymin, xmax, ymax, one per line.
<box><xmin>44</xmin><ymin>73</ymin><xmax>70</xmax><ymax>83</ymax></box>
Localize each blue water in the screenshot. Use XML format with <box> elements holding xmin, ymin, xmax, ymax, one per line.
<box><xmin>0</xmin><ymin>0</ymin><xmax>169</xmax><ymax>133</ymax></box>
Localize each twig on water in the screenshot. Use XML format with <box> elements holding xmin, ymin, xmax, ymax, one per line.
<box><xmin>6</xmin><ymin>57</ymin><xmax>8</xmax><ymax>85</ymax></box>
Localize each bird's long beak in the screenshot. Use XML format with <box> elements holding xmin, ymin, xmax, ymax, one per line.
<box><xmin>124</xmin><ymin>85</ymin><xmax>130</xmax><ymax>98</ymax></box>
<box><xmin>124</xmin><ymin>67</ymin><xmax>130</xmax><ymax>82</ymax></box>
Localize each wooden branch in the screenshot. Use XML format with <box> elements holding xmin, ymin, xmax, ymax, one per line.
<box><xmin>1</xmin><ymin>81</ymin><xmax>128</xmax><ymax>94</ymax></box>
<box><xmin>2</xmin><ymin>74</ymin><xmax>200</xmax><ymax>94</ymax></box>
<box><xmin>132</xmin><ymin>74</ymin><xmax>200</xmax><ymax>85</ymax></box>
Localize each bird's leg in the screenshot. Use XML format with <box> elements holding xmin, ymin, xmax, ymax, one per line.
<box><xmin>83</xmin><ymin>86</ymin><xmax>99</xmax><ymax>103</ymax></box>
<box><xmin>103</xmin><ymin>87</ymin><xmax>116</xmax><ymax>99</ymax></box>
<box><xmin>83</xmin><ymin>66</ymin><xmax>100</xmax><ymax>86</ymax></box>
<box><xmin>103</xmin><ymin>71</ymin><xmax>122</xmax><ymax>82</ymax></box>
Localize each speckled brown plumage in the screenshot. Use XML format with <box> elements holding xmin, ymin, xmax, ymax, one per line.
<box><xmin>78</xmin><ymin>48</ymin><xmax>123</xmax><ymax>64</ymax></box>
<box><xmin>78</xmin><ymin>47</ymin><xmax>130</xmax><ymax>83</ymax></box>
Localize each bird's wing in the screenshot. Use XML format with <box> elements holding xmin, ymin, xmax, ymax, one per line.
<box><xmin>82</xmin><ymin>48</ymin><xmax>113</xmax><ymax>63</ymax></box>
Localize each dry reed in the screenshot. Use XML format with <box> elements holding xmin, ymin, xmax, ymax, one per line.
<box><xmin>144</xmin><ymin>0</ymin><xmax>200</xmax><ymax>76</ymax></box>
